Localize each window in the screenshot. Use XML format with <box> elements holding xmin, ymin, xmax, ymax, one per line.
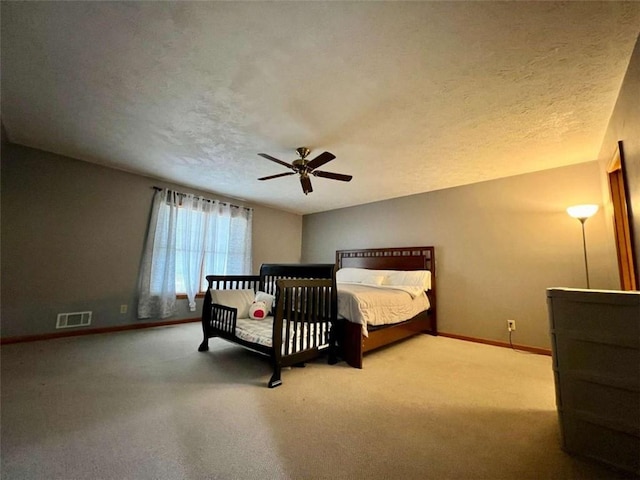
<box><xmin>138</xmin><ymin>188</ymin><xmax>252</xmax><ymax>318</ymax></box>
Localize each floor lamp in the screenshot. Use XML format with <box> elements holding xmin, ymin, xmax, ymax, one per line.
<box><xmin>567</xmin><ymin>204</ymin><xmax>599</xmax><ymax>288</ymax></box>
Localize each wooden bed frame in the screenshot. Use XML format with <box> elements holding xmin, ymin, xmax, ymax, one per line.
<box><xmin>335</xmin><ymin>246</ymin><xmax>437</xmax><ymax>368</ymax></box>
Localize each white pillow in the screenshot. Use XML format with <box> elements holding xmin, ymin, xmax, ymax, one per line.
<box><xmin>255</xmin><ymin>291</ymin><xmax>276</xmax><ymax>313</ymax></box>
<box><xmin>361</xmin><ymin>273</ymin><xmax>385</xmax><ymax>286</ymax></box>
<box><xmin>383</xmin><ymin>270</ymin><xmax>431</xmax><ymax>290</ymax></box>
<box><xmin>337</xmin><ymin>268</ymin><xmax>386</xmax><ymax>284</ymax></box>
<box><xmin>336</xmin><ymin>267</ymin><xmax>370</xmax><ymax>283</ymax></box>
<box><xmin>337</xmin><ymin>267</ymin><xmax>431</xmax><ymax>290</ymax></box>
<box><xmin>210</xmin><ymin>289</ymin><xmax>255</xmax><ymax>319</ymax></box>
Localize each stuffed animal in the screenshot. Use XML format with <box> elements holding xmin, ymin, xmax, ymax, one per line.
<box><xmin>255</xmin><ymin>291</ymin><xmax>275</xmax><ymax>314</ymax></box>
<box><xmin>249</xmin><ymin>301</ymin><xmax>267</xmax><ymax>320</ymax></box>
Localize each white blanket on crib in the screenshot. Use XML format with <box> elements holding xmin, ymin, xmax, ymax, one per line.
<box><xmin>233</xmin><ymin>317</ymin><xmax>330</xmax><ymax>353</ymax></box>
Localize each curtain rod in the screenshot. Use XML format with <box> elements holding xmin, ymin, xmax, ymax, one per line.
<box><xmin>152</xmin><ymin>186</ymin><xmax>252</xmax><ymax>211</ymax></box>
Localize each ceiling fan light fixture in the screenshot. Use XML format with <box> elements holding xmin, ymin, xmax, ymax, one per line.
<box><xmin>257</xmin><ymin>147</ymin><xmax>352</xmax><ymax>195</ymax></box>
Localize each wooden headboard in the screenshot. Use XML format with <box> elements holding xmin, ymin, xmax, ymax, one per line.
<box><xmin>335</xmin><ymin>246</ymin><xmax>437</xmax><ymax>340</ymax></box>
<box><xmin>336</xmin><ymin>246</ymin><xmax>435</xmax><ymax>274</ymax></box>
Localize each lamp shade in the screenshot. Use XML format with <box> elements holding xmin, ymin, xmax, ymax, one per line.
<box><xmin>567</xmin><ymin>204</ymin><xmax>599</xmax><ymax>220</ymax></box>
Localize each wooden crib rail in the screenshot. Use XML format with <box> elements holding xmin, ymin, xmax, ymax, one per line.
<box><xmin>275</xmin><ymin>279</ymin><xmax>334</xmax><ymax>351</ymax></box>
<box><xmin>199</xmin><ymin>274</ymin><xmax>260</xmax><ymax>353</ymax></box>
<box><xmin>209</xmin><ymin>304</ymin><xmax>238</xmax><ymax>337</ymax></box>
<box><xmin>259</xmin><ymin>263</ymin><xmax>336</xmax><ymax>296</ymax></box>
<box><xmin>269</xmin><ymin>278</ymin><xmax>335</xmax><ymax>387</ymax></box>
<box><xmin>205</xmin><ymin>274</ymin><xmax>260</xmax><ymax>291</ymax></box>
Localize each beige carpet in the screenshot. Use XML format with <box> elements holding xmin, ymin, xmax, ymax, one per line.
<box><xmin>0</xmin><ymin>323</ymin><xmax>633</xmax><ymax>480</ymax></box>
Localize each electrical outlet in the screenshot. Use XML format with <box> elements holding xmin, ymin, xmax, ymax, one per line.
<box><xmin>507</xmin><ymin>319</ymin><xmax>516</xmax><ymax>332</ymax></box>
<box><xmin>120</xmin><ymin>304</ymin><xmax>128</xmax><ymax>314</ymax></box>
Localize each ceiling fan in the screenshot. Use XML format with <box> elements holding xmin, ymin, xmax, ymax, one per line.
<box><xmin>258</xmin><ymin>147</ymin><xmax>353</xmax><ymax>195</ymax></box>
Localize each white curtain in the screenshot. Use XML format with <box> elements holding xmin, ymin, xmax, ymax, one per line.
<box><xmin>138</xmin><ymin>188</ymin><xmax>252</xmax><ymax>318</ymax></box>
<box><xmin>138</xmin><ymin>189</ymin><xmax>178</xmax><ymax>319</ymax></box>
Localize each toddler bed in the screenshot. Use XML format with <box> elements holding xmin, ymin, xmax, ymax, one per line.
<box><xmin>335</xmin><ymin>246</ymin><xmax>437</xmax><ymax>368</ymax></box>
<box><xmin>198</xmin><ymin>263</ymin><xmax>337</xmax><ymax>388</ymax></box>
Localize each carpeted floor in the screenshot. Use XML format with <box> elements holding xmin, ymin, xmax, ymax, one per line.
<box><xmin>1</xmin><ymin>323</ymin><xmax>633</xmax><ymax>479</ymax></box>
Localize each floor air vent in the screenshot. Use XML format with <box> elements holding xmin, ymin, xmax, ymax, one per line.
<box><xmin>56</xmin><ymin>311</ymin><xmax>92</xmax><ymax>329</ymax></box>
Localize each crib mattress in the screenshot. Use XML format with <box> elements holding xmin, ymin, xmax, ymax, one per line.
<box><xmin>234</xmin><ymin>317</ymin><xmax>330</xmax><ymax>352</ymax></box>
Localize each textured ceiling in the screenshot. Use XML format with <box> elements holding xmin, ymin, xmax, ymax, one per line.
<box><xmin>2</xmin><ymin>2</ymin><xmax>639</xmax><ymax>214</ymax></box>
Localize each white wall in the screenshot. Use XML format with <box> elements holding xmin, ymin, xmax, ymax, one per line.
<box><xmin>302</xmin><ymin>162</ymin><xmax>618</xmax><ymax>350</ymax></box>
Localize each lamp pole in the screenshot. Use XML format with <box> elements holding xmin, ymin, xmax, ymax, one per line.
<box><xmin>579</xmin><ymin>218</ymin><xmax>590</xmax><ymax>288</ymax></box>
<box><xmin>567</xmin><ymin>204</ymin><xmax>598</xmax><ymax>290</ymax></box>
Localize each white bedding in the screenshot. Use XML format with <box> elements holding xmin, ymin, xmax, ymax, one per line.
<box><xmin>231</xmin><ymin>316</ymin><xmax>330</xmax><ymax>354</ymax></box>
<box><xmin>337</xmin><ymin>283</ymin><xmax>430</xmax><ymax>336</ymax></box>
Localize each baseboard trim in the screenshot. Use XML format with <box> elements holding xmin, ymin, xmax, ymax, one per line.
<box><xmin>2</xmin><ymin>322</ymin><xmax>553</xmax><ymax>355</ymax></box>
<box><xmin>1</xmin><ymin>317</ymin><xmax>201</xmax><ymax>345</ymax></box>
<box><xmin>439</xmin><ymin>332</ymin><xmax>552</xmax><ymax>356</ymax></box>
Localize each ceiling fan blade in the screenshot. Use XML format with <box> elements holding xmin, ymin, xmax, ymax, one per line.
<box><xmin>312</xmin><ymin>170</ymin><xmax>353</xmax><ymax>182</ymax></box>
<box><xmin>258</xmin><ymin>153</ymin><xmax>294</xmax><ymax>169</ymax></box>
<box><xmin>300</xmin><ymin>175</ymin><xmax>313</xmax><ymax>195</ymax></box>
<box><xmin>306</xmin><ymin>151</ymin><xmax>336</xmax><ymax>171</ymax></box>
<box><xmin>258</xmin><ymin>172</ymin><xmax>296</xmax><ymax>181</ymax></box>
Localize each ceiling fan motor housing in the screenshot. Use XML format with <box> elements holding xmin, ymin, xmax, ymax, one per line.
<box><xmin>292</xmin><ymin>159</ymin><xmax>306</xmax><ymax>170</ymax></box>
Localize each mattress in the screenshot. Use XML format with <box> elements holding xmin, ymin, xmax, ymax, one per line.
<box><xmin>337</xmin><ymin>283</ymin><xmax>430</xmax><ymax>336</ymax></box>
<box><xmin>233</xmin><ymin>316</ymin><xmax>330</xmax><ymax>353</ymax></box>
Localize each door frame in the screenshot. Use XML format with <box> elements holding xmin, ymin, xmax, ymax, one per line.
<box><xmin>607</xmin><ymin>141</ymin><xmax>637</xmax><ymax>290</ymax></box>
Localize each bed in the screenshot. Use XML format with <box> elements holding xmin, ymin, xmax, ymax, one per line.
<box><xmin>198</xmin><ymin>263</ymin><xmax>337</xmax><ymax>388</ymax></box>
<box><xmin>334</xmin><ymin>246</ymin><xmax>437</xmax><ymax>368</ymax></box>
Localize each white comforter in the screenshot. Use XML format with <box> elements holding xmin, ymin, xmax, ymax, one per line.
<box><xmin>337</xmin><ymin>283</ymin><xmax>430</xmax><ymax>336</ymax></box>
